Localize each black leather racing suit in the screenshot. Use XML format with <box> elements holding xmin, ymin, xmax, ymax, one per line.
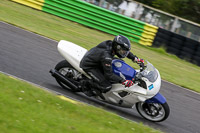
<box><xmin>80</xmin><ymin>40</ymin><xmax>137</xmax><ymax>92</ymax></box>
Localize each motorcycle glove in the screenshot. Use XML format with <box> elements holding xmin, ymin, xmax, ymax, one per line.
<box><xmin>122</xmin><ymin>80</ymin><xmax>134</xmax><ymax>87</ymax></box>
<box><xmin>136</xmin><ymin>58</ymin><xmax>144</xmax><ymax>63</ymax></box>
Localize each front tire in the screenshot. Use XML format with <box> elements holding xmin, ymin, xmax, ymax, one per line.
<box><xmin>55</xmin><ymin>60</ymin><xmax>80</xmax><ymax>92</ymax></box>
<box><xmin>136</xmin><ymin>102</ymin><xmax>170</xmax><ymax>122</ymax></box>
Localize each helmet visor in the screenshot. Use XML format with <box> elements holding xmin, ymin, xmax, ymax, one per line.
<box><xmin>118</xmin><ymin>48</ymin><xmax>129</xmax><ymax>58</ymax></box>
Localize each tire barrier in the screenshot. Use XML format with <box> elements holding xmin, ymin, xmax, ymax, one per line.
<box><xmin>153</xmin><ymin>28</ymin><xmax>200</xmax><ymax>66</ymax></box>
<box><xmin>11</xmin><ymin>0</ymin><xmax>158</xmax><ymax>46</ymax></box>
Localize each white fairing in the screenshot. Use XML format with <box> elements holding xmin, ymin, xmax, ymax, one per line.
<box><xmin>102</xmin><ymin>83</ymin><xmax>147</xmax><ymax>107</ymax></box>
<box><xmin>146</xmin><ymin>69</ymin><xmax>161</xmax><ymax>96</ymax></box>
<box><xmin>57</xmin><ymin>40</ymin><xmax>88</xmax><ymax>75</ymax></box>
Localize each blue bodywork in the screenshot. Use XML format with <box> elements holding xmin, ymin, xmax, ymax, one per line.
<box><xmin>112</xmin><ymin>59</ymin><xmax>136</xmax><ymax>80</ymax></box>
<box><xmin>145</xmin><ymin>93</ymin><xmax>166</xmax><ymax>104</ymax></box>
<box><xmin>112</xmin><ymin>59</ymin><xmax>166</xmax><ymax>104</ymax></box>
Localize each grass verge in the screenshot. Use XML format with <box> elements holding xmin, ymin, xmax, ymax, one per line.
<box><xmin>0</xmin><ymin>0</ymin><xmax>200</xmax><ymax>93</ymax></box>
<box><xmin>0</xmin><ymin>73</ymin><xmax>162</xmax><ymax>133</ymax></box>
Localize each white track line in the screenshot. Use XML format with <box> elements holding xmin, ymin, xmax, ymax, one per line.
<box><xmin>0</xmin><ymin>70</ymin><xmax>80</xmax><ymax>102</ymax></box>
<box><xmin>0</xmin><ymin>21</ymin><xmax>58</xmax><ymax>43</ymax></box>
<box><xmin>162</xmin><ymin>79</ymin><xmax>200</xmax><ymax>95</ymax></box>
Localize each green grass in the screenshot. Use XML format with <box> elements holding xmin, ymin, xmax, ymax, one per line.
<box><xmin>0</xmin><ymin>73</ymin><xmax>162</xmax><ymax>133</ymax></box>
<box><xmin>0</xmin><ymin>0</ymin><xmax>200</xmax><ymax>93</ymax></box>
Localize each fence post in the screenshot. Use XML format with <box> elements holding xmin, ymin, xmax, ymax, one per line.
<box><xmin>187</xmin><ymin>32</ymin><xmax>192</xmax><ymax>38</ymax></box>
<box><xmin>170</xmin><ymin>17</ymin><xmax>179</xmax><ymax>32</ymax></box>
<box><xmin>99</xmin><ymin>0</ymin><xmax>103</xmax><ymax>7</ymax></box>
<box><xmin>134</xmin><ymin>3</ymin><xmax>143</xmax><ymax>20</ymax></box>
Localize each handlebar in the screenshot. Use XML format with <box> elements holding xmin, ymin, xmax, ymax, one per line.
<box><xmin>137</xmin><ymin>62</ymin><xmax>146</xmax><ymax>72</ymax></box>
<box><xmin>133</xmin><ymin>62</ymin><xmax>145</xmax><ymax>82</ymax></box>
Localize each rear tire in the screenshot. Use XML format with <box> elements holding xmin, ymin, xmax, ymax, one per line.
<box><xmin>136</xmin><ymin>102</ymin><xmax>170</xmax><ymax>122</ymax></box>
<box><xmin>55</xmin><ymin>60</ymin><xmax>80</xmax><ymax>92</ymax></box>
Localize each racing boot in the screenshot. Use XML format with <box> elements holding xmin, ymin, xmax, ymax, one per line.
<box><xmin>79</xmin><ymin>80</ymin><xmax>95</xmax><ymax>97</ymax></box>
<box><xmin>87</xmin><ymin>80</ymin><xmax>109</xmax><ymax>100</ymax></box>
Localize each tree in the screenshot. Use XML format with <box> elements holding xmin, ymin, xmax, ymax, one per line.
<box><xmin>134</xmin><ymin>0</ymin><xmax>200</xmax><ymax>23</ymax></box>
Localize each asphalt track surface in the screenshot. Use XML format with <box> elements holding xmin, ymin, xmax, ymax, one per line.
<box><xmin>1</xmin><ymin>21</ymin><xmax>200</xmax><ymax>133</ymax></box>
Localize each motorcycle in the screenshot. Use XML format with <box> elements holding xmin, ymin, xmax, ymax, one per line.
<box><xmin>50</xmin><ymin>40</ymin><xmax>170</xmax><ymax>122</ymax></box>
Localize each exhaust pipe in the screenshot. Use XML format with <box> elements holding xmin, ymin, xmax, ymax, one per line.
<box><xmin>49</xmin><ymin>69</ymin><xmax>79</xmax><ymax>90</ymax></box>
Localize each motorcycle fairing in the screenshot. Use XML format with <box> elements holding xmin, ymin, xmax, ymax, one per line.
<box><xmin>112</xmin><ymin>59</ymin><xmax>136</xmax><ymax>80</ymax></box>
<box><xmin>57</xmin><ymin>40</ymin><xmax>89</xmax><ymax>77</ymax></box>
<box><xmin>145</xmin><ymin>92</ymin><xmax>166</xmax><ymax>104</ymax></box>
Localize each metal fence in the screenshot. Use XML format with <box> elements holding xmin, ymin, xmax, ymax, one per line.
<box><xmin>83</xmin><ymin>0</ymin><xmax>200</xmax><ymax>42</ymax></box>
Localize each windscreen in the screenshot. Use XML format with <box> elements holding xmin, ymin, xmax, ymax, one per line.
<box><xmin>141</xmin><ymin>61</ymin><xmax>158</xmax><ymax>82</ymax></box>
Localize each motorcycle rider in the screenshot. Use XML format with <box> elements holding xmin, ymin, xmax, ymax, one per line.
<box><xmin>80</xmin><ymin>35</ymin><xmax>144</xmax><ymax>96</ymax></box>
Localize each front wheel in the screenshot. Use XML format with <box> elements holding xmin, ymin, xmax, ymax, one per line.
<box><xmin>136</xmin><ymin>102</ymin><xmax>170</xmax><ymax>122</ymax></box>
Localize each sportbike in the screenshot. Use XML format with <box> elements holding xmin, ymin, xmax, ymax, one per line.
<box><xmin>50</xmin><ymin>40</ymin><xmax>170</xmax><ymax>122</ymax></box>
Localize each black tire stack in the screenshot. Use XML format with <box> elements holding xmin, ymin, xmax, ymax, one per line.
<box><xmin>153</xmin><ymin>28</ymin><xmax>200</xmax><ymax>66</ymax></box>
<box><xmin>167</xmin><ymin>34</ymin><xmax>185</xmax><ymax>56</ymax></box>
<box><xmin>189</xmin><ymin>39</ymin><xmax>200</xmax><ymax>66</ymax></box>
<box><xmin>153</xmin><ymin>28</ymin><xmax>172</xmax><ymax>48</ymax></box>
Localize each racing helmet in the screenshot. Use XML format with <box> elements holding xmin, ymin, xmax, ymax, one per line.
<box><xmin>112</xmin><ymin>35</ymin><xmax>131</xmax><ymax>58</ymax></box>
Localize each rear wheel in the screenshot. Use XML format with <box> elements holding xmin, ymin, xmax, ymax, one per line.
<box><xmin>55</xmin><ymin>60</ymin><xmax>81</xmax><ymax>92</ymax></box>
<box><xmin>136</xmin><ymin>102</ymin><xmax>170</xmax><ymax>122</ymax></box>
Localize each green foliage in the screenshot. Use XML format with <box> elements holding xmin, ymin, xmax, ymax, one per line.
<box><xmin>134</xmin><ymin>0</ymin><xmax>200</xmax><ymax>23</ymax></box>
